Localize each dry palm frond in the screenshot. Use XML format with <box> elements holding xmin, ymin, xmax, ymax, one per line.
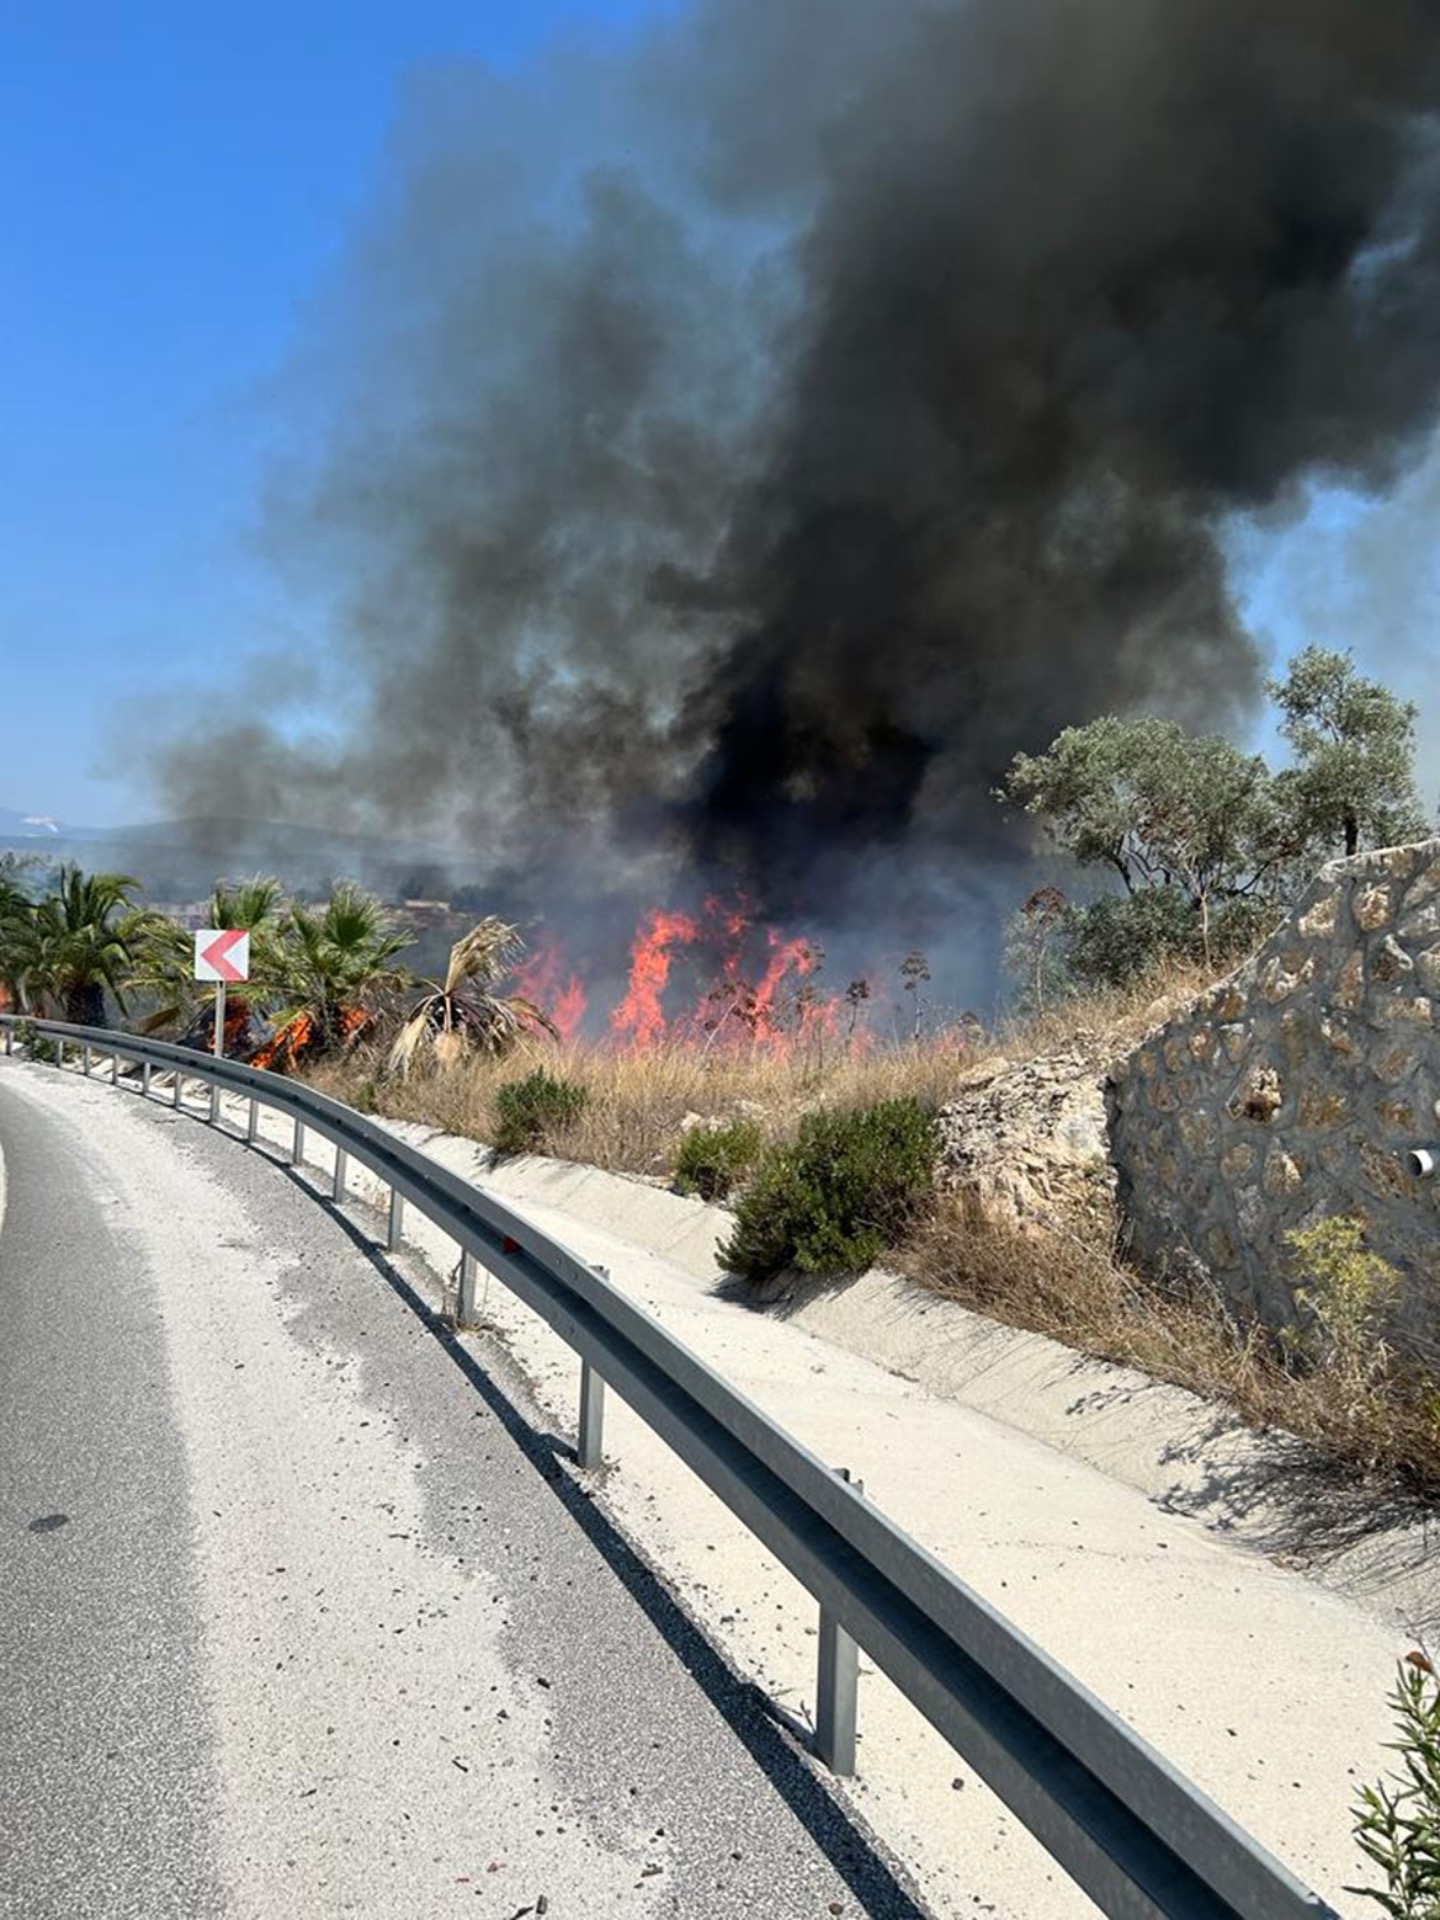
<box><xmin>388</xmin><ymin>917</ymin><xmax>558</xmax><ymax>1078</ymax></box>
<box><xmin>444</xmin><ymin>918</ymin><xmax>524</xmax><ymax>995</ymax></box>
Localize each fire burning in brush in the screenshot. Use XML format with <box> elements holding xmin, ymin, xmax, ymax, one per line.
<box><xmin>251</xmin><ymin>1004</ymin><xmax>373</xmax><ymax>1074</ymax></box>
<box><xmin>606</xmin><ymin>899</ymin><xmax>846</xmax><ymax>1056</ymax></box>
<box><xmin>610</xmin><ymin>908</ymin><xmax>702</xmax><ymax>1048</ymax></box>
<box><xmin>513</xmin><ymin>942</ymin><xmax>588</xmax><ymax>1045</ymax></box>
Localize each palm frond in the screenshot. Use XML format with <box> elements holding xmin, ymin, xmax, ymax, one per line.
<box><xmin>443</xmin><ymin>918</ymin><xmax>525</xmax><ymax>996</ymax></box>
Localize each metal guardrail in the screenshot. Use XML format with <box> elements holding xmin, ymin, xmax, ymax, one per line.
<box><xmin>0</xmin><ymin>1014</ymin><xmax>1340</xmax><ymax>1920</ymax></box>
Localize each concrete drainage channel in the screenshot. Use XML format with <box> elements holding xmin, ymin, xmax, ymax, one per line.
<box><xmin>1</xmin><ymin>1015</ymin><xmax>1340</xmax><ymax>1920</ymax></box>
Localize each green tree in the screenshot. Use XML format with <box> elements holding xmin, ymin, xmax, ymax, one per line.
<box><xmin>130</xmin><ymin>876</ymin><xmax>291</xmax><ymax>1041</ymax></box>
<box><xmin>0</xmin><ymin>861</ymin><xmax>36</xmax><ymax>1010</ymax></box>
<box><xmin>999</xmin><ymin>715</ymin><xmax>1285</xmax><ymax>974</ymax></box>
<box><xmin>5</xmin><ymin>864</ymin><xmax>145</xmax><ymax>1025</ymax></box>
<box><xmin>1267</xmin><ymin>646</ymin><xmax>1429</xmax><ymax>860</ymax></box>
<box><xmin>272</xmin><ymin>882</ymin><xmax>414</xmax><ymax>1053</ymax></box>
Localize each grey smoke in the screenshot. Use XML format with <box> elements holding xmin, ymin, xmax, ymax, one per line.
<box><xmin>156</xmin><ymin>0</ymin><xmax>1440</xmax><ymax>928</ymax></box>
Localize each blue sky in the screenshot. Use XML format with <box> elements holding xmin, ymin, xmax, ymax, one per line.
<box><xmin>3</xmin><ymin>0</ymin><xmax>1437</xmax><ymax>826</ymax></box>
<box><xmin>0</xmin><ymin>0</ymin><xmax>670</xmax><ymax>824</ymax></box>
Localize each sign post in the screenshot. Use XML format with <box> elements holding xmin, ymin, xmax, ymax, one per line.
<box><xmin>193</xmin><ymin>929</ymin><xmax>251</xmax><ymax>1061</ymax></box>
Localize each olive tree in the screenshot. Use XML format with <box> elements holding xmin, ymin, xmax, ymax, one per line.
<box><xmin>999</xmin><ymin>714</ymin><xmax>1285</xmax><ymax>978</ymax></box>
<box><xmin>1267</xmin><ymin>645</ymin><xmax>1429</xmax><ymax>860</ymax></box>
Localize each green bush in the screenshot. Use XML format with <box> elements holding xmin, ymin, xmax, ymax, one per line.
<box><xmin>1284</xmin><ymin>1216</ymin><xmax>1400</xmax><ymax>1386</ymax></box>
<box><xmin>1351</xmin><ymin>1652</ymin><xmax>1440</xmax><ymax>1915</ymax></box>
<box><xmin>673</xmin><ymin>1117</ymin><xmax>765</xmax><ymax>1202</ymax></box>
<box><xmin>720</xmin><ymin>1098</ymin><xmax>936</xmax><ymax>1283</ymax></box>
<box><xmin>16</xmin><ymin>1020</ymin><xmax>61</xmax><ymax>1064</ymax></box>
<box><xmin>494</xmin><ymin>1069</ymin><xmax>588</xmax><ymax>1155</ymax></box>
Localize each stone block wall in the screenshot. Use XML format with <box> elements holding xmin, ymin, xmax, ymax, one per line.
<box><xmin>1108</xmin><ymin>841</ymin><xmax>1440</xmax><ymax>1342</ymax></box>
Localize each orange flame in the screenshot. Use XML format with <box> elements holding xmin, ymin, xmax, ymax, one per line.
<box><xmin>251</xmin><ymin>1004</ymin><xmax>371</xmax><ymax>1073</ymax></box>
<box><xmin>750</xmin><ymin>933</ymin><xmax>817</xmax><ymax>1048</ymax></box>
<box><xmin>604</xmin><ymin>901</ymin><xmax>851</xmax><ymax>1056</ymax></box>
<box><xmin>514</xmin><ymin>942</ymin><xmax>588</xmax><ymax>1044</ymax></box>
<box><xmin>611</xmin><ymin>908</ymin><xmax>700</xmax><ymax>1049</ymax></box>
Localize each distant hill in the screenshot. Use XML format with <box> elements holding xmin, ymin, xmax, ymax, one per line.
<box><xmin>0</xmin><ymin>806</ymin><xmax>112</xmax><ymax>844</ymax></box>
<box><xmin>0</xmin><ymin>812</ymin><xmax>486</xmax><ymax>902</ymax></box>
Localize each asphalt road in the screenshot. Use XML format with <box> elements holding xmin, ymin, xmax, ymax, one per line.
<box><xmin>0</xmin><ymin>1078</ymin><xmax>227</xmax><ymax>1919</ymax></box>
<box><xmin>0</xmin><ymin>1063</ymin><xmax>930</xmax><ymax>1920</ymax></box>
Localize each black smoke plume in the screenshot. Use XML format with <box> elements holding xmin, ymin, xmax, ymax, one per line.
<box><xmin>155</xmin><ymin>0</ymin><xmax>1440</xmax><ymax>931</ymax></box>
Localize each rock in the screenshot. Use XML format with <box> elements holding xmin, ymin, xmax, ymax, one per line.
<box><xmin>1354</xmin><ymin>884</ymin><xmax>1394</xmax><ymax>932</ymax></box>
<box><xmin>1374</xmin><ymin>934</ymin><xmax>1415</xmax><ymax>982</ymax></box>
<box><xmin>1298</xmin><ymin>890</ymin><xmax>1339</xmax><ymax>940</ymax></box>
<box><xmin>936</xmin><ymin>1047</ymin><xmax>1114</xmax><ymax>1236</ymax></box>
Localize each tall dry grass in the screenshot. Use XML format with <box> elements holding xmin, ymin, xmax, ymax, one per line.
<box><xmin>309</xmin><ymin>1027</ymin><xmax>984</xmax><ymax>1177</ymax></box>
<box><xmin>898</xmin><ymin>1205</ymin><xmax>1440</xmax><ymax>1500</ymax></box>
<box><xmin>306</xmin><ymin>952</ymin><xmax>1440</xmax><ymax>1498</ymax></box>
<box><xmin>309</xmin><ymin>953</ymin><xmax>1223</xmax><ymax>1176</ymax></box>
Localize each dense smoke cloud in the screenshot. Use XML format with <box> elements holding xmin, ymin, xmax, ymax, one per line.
<box><xmin>157</xmin><ymin>0</ymin><xmax>1440</xmax><ymax>926</ymax></box>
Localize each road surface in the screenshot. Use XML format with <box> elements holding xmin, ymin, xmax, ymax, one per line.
<box><xmin>0</xmin><ymin>1063</ymin><xmax>928</xmax><ymax>1920</ymax></box>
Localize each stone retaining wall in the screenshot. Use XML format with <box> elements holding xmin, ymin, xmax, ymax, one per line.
<box><xmin>1108</xmin><ymin>841</ymin><xmax>1440</xmax><ymax>1341</ymax></box>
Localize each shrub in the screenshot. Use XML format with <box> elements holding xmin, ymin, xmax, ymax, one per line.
<box><xmin>1285</xmin><ymin>1216</ymin><xmax>1401</xmax><ymax>1385</ymax></box>
<box><xmin>720</xmin><ymin>1097</ymin><xmax>936</xmax><ymax>1283</ymax></box>
<box><xmin>673</xmin><ymin>1117</ymin><xmax>765</xmax><ymax>1202</ymax></box>
<box><xmin>1351</xmin><ymin>1651</ymin><xmax>1440</xmax><ymax>1916</ymax></box>
<box><xmin>17</xmin><ymin>1020</ymin><xmax>61</xmax><ymax>1064</ymax></box>
<box><xmin>493</xmin><ymin>1069</ymin><xmax>588</xmax><ymax>1155</ymax></box>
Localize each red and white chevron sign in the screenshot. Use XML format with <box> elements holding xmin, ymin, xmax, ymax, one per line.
<box><xmin>193</xmin><ymin>928</ymin><xmax>250</xmax><ymax>984</ymax></box>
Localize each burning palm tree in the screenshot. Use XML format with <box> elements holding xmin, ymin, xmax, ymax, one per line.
<box><xmin>389</xmin><ymin>917</ymin><xmax>556</xmax><ymax>1076</ymax></box>
<box><xmin>131</xmin><ymin>876</ymin><xmax>289</xmax><ymax>1048</ymax></box>
<box><xmin>257</xmin><ymin>883</ymin><xmax>414</xmax><ymax>1071</ymax></box>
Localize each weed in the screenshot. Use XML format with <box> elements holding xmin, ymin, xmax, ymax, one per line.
<box><xmin>17</xmin><ymin>1020</ymin><xmax>61</xmax><ymax>1064</ymax></box>
<box><xmin>1285</xmin><ymin>1216</ymin><xmax>1401</xmax><ymax>1387</ymax></box>
<box><xmin>493</xmin><ymin>1069</ymin><xmax>589</xmax><ymax>1155</ymax></box>
<box><xmin>673</xmin><ymin>1117</ymin><xmax>765</xmax><ymax>1202</ymax></box>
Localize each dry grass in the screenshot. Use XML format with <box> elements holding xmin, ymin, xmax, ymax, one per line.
<box><xmin>304</xmin><ymin>952</ymin><xmax>1440</xmax><ymax>1499</ymax></box>
<box><xmin>899</xmin><ymin>1202</ymin><xmax>1440</xmax><ymax>1500</ymax></box>
<box><xmin>308</xmin><ymin>953</ymin><xmax>1222</xmax><ymax>1174</ymax></box>
<box><xmin>308</xmin><ymin>1029</ymin><xmax>985</xmax><ymax>1178</ymax></box>
<box><xmin>990</xmin><ymin>954</ymin><xmax>1220</xmax><ymax>1061</ymax></box>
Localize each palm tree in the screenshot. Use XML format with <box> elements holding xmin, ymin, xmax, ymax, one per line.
<box><xmin>0</xmin><ymin>858</ymin><xmax>38</xmax><ymax>1011</ymax></box>
<box><xmin>7</xmin><ymin>864</ymin><xmax>144</xmax><ymax>1025</ymax></box>
<box><xmin>389</xmin><ymin>917</ymin><xmax>556</xmax><ymax>1076</ymax></box>
<box><xmin>258</xmin><ymin>883</ymin><xmax>414</xmax><ymax>1070</ymax></box>
<box><xmin>131</xmin><ymin>876</ymin><xmax>289</xmax><ymax>1042</ymax></box>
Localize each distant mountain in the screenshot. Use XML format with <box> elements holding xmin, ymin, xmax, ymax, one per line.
<box><xmin>0</xmin><ymin>812</ymin><xmax>488</xmax><ymax>902</ymax></box>
<box><xmin>0</xmin><ymin>806</ymin><xmax>112</xmax><ymax>843</ymax></box>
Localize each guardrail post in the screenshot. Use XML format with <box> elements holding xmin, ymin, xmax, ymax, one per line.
<box><xmin>110</xmin><ymin>1051</ymin><xmax>119</xmax><ymax>1085</ymax></box>
<box><xmin>292</xmin><ymin>1117</ymin><xmax>305</xmax><ymax>1166</ymax></box>
<box><xmin>387</xmin><ymin>1187</ymin><xmax>404</xmax><ymax>1251</ymax></box>
<box><xmin>332</xmin><ymin>1147</ymin><xmax>348</xmax><ymax>1201</ymax></box>
<box><xmin>815</xmin><ymin>1470</ymin><xmax>861</xmax><ymax>1778</ymax></box>
<box><xmin>82</xmin><ymin>1043</ymin><xmax>91</xmax><ymax>1076</ymax></box>
<box><xmin>209</xmin><ymin>1078</ymin><xmax>220</xmax><ymax>1123</ymax></box>
<box><xmin>141</xmin><ymin>1060</ymin><xmax>151</xmax><ymax>1097</ymax></box>
<box><xmin>246</xmin><ymin>1097</ymin><xmax>259</xmax><ymax>1143</ymax></box>
<box><xmin>458</xmin><ymin>1251</ymin><xmax>480</xmax><ymax>1326</ymax></box>
<box><xmin>578</xmin><ymin>1360</ymin><xmax>606</xmax><ymax>1470</ymax></box>
<box><xmin>4</xmin><ymin>1024</ymin><xmax>11</xmax><ymax>1056</ymax></box>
